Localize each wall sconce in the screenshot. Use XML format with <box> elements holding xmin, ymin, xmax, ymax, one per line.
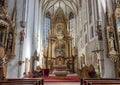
<box><xmin>18</xmin><ymin>60</ymin><xmax>24</xmax><ymax>65</ymax></box>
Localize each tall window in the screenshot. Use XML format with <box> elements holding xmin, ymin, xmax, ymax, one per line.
<box><xmin>69</xmin><ymin>12</ymin><xmax>75</xmax><ymax>46</ymax></box>
<box><xmin>44</xmin><ymin>12</ymin><xmax>51</xmax><ymax>46</ymax></box>
<box><xmin>88</xmin><ymin>0</ymin><xmax>92</xmax><ymax>24</ymax></box>
<box><xmin>90</xmin><ymin>26</ymin><xmax>94</xmax><ymax>39</ymax></box>
<box><xmin>85</xmin><ymin>34</ymin><xmax>87</xmax><ymax>44</ymax></box>
<box><xmin>69</xmin><ymin>12</ymin><xmax>74</xmax><ymax>30</ymax></box>
<box><xmin>117</xmin><ymin>18</ymin><xmax>120</xmax><ymax>30</ymax></box>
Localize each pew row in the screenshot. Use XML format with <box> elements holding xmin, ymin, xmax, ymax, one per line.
<box><xmin>88</xmin><ymin>81</ymin><xmax>120</xmax><ymax>85</ymax></box>
<box><xmin>0</xmin><ymin>81</ymin><xmax>37</xmax><ymax>85</ymax></box>
<box><xmin>81</xmin><ymin>78</ymin><xmax>120</xmax><ymax>85</ymax></box>
<box><xmin>1</xmin><ymin>78</ymin><xmax>44</xmax><ymax>85</ymax></box>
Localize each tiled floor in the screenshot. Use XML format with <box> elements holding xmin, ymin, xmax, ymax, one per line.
<box><xmin>45</xmin><ymin>82</ymin><xmax>80</xmax><ymax>85</ymax></box>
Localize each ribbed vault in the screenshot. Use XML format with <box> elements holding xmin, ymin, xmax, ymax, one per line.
<box><xmin>40</xmin><ymin>0</ymin><xmax>80</xmax><ymax>15</ymax></box>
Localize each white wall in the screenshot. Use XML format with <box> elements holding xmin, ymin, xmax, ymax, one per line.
<box><xmin>7</xmin><ymin>0</ymin><xmax>24</xmax><ymax>78</ymax></box>
<box><xmin>7</xmin><ymin>0</ymin><xmax>35</xmax><ymax>78</ymax></box>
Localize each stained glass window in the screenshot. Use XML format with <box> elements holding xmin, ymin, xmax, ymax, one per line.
<box><xmin>44</xmin><ymin>12</ymin><xmax>51</xmax><ymax>46</ymax></box>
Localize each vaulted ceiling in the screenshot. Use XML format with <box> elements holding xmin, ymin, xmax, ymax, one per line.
<box><xmin>40</xmin><ymin>0</ymin><xmax>80</xmax><ymax>15</ymax></box>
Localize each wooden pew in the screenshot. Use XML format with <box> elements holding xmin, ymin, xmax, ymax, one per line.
<box><xmin>0</xmin><ymin>81</ymin><xmax>37</xmax><ymax>85</ymax></box>
<box><xmin>88</xmin><ymin>81</ymin><xmax>120</xmax><ymax>85</ymax></box>
<box><xmin>5</xmin><ymin>78</ymin><xmax>44</xmax><ymax>85</ymax></box>
<box><xmin>81</xmin><ymin>78</ymin><xmax>120</xmax><ymax>85</ymax></box>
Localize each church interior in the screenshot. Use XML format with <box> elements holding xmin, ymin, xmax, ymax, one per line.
<box><xmin>1</xmin><ymin>0</ymin><xmax>120</xmax><ymax>83</ymax></box>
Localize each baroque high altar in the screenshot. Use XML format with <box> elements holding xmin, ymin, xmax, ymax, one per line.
<box><xmin>43</xmin><ymin>7</ymin><xmax>77</xmax><ymax>73</ymax></box>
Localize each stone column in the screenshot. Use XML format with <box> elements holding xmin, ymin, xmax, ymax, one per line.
<box><xmin>48</xmin><ymin>29</ymin><xmax>51</xmax><ymax>58</ymax></box>
<box><xmin>66</xmin><ymin>15</ymin><xmax>69</xmax><ymax>32</ymax></box>
<box><xmin>69</xmin><ymin>40</ymin><xmax>72</xmax><ymax>58</ymax></box>
<box><xmin>51</xmin><ymin>15</ymin><xmax>54</xmax><ymax>34</ymax></box>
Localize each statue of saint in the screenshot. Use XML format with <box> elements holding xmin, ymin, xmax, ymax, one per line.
<box><xmin>109</xmin><ymin>37</ymin><xmax>114</xmax><ymax>51</ymax></box>
<box><xmin>6</xmin><ymin>33</ymin><xmax>13</xmax><ymax>52</ymax></box>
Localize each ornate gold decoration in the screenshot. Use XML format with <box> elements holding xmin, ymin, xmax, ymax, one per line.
<box><xmin>109</xmin><ymin>50</ymin><xmax>118</xmax><ymax>62</ymax></box>
<box><xmin>43</xmin><ymin>47</ymin><xmax>47</xmax><ymax>57</ymax></box>
<box><xmin>43</xmin><ymin>8</ymin><xmax>77</xmax><ymax>73</ymax></box>
<box><xmin>0</xmin><ymin>45</ymin><xmax>7</xmax><ymax>80</ymax></box>
<box><xmin>116</xmin><ymin>0</ymin><xmax>120</xmax><ymax>8</ymax></box>
<box><xmin>105</xmin><ymin>0</ymin><xmax>120</xmax><ymax>77</ymax></box>
<box><xmin>0</xmin><ymin>20</ymin><xmax>9</xmax><ymax>31</ymax></box>
<box><xmin>5</xmin><ymin>0</ymin><xmax>16</xmax><ymax>60</ymax></box>
<box><xmin>72</xmin><ymin>47</ymin><xmax>77</xmax><ymax>56</ymax></box>
<box><xmin>0</xmin><ymin>45</ymin><xmax>5</xmax><ymax>58</ymax></box>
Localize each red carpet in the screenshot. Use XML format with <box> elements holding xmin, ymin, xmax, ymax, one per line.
<box><xmin>44</xmin><ymin>76</ymin><xmax>80</xmax><ymax>82</ymax></box>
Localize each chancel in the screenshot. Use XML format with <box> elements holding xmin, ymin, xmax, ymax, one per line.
<box><xmin>0</xmin><ymin>0</ymin><xmax>120</xmax><ymax>85</ymax></box>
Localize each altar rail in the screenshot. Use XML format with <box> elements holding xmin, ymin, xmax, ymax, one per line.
<box><xmin>81</xmin><ymin>78</ymin><xmax>120</xmax><ymax>85</ymax></box>
<box><xmin>0</xmin><ymin>78</ymin><xmax>44</xmax><ymax>85</ymax></box>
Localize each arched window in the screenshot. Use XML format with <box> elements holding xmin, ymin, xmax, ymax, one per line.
<box><xmin>69</xmin><ymin>12</ymin><xmax>75</xmax><ymax>46</ymax></box>
<box><xmin>69</xmin><ymin>12</ymin><xmax>74</xmax><ymax>20</ymax></box>
<box><xmin>88</xmin><ymin>0</ymin><xmax>92</xmax><ymax>23</ymax></box>
<box><xmin>44</xmin><ymin>12</ymin><xmax>51</xmax><ymax>46</ymax></box>
<box><xmin>117</xmin><ymin>18</ymin><xmax>120</xmax><ymax>30</ymax></box>
<box><xmin>69</xmin><ymin>12</ymin><xmax>74</xmax><ymax>30</ymax></box>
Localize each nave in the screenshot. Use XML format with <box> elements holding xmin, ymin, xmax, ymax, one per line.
<box><xmin>1</xmin><ymin>0</ymin><xmax>120</xmax><ymax>84</ymax></box>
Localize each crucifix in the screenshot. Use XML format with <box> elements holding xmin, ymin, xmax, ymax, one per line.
<box><xmin>92</xmin><ymin>48</ymin><xmax>103</xmax><ymax>77</ymax></box>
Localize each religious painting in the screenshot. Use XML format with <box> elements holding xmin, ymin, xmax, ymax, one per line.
<box><xmin>55</xmin><ymin>40</ymin><xmax>65</xmax><ymax>57</ymax></box>
<box><xmin>5</xmin><ymin>29</ymin><xmax>16</xmax><ymax>60</ymax></box>
<box><xmin>57</xmin><ymin>25</ymin><xmax>63</xmax><ymax>34</ymax></box>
